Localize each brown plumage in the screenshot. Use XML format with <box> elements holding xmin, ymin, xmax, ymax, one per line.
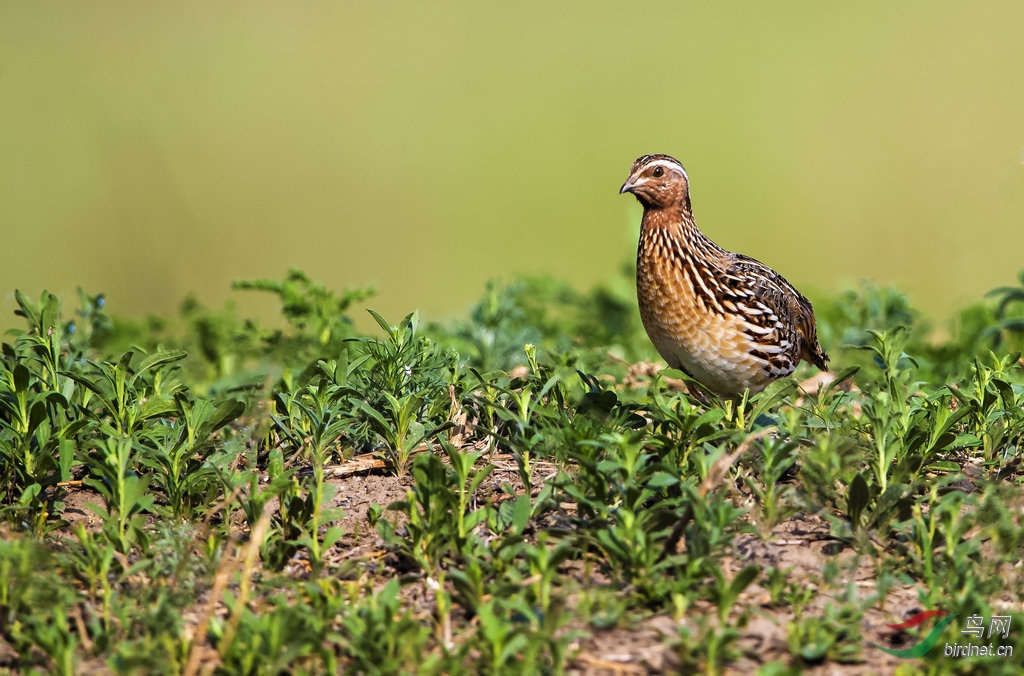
<box><xmin>620</xmin><ymin>153</ymin><xmax>828</xmax><ymax>397</ymax></box>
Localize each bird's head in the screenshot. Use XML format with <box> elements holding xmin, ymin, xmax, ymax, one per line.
<box><xmin>619</xmin><ymin>154</ymin><xmax>691</xmax><ymax>212</ymax></box>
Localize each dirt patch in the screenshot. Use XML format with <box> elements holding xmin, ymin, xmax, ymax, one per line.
<box><xmin>562</xmin><ymin>512</ymin><xmax>923</xmax><ymax>674</ymax></box>
<box><xmin>39</xmin><ymin>451</ymin><xmax>969</xmax><ymax>674</ymax></box>
<box><xmin>330</xmin><ymin>472</ymin><xmax>411</xmax><ymax>536</ymax></box>
<box><xmin>309</xmin><ymin>456</ymin><xmax>933</xmax><ymax>674</ymax></box>
<box><xmin>59</xmin><ymin>485</ymin><xmax>106</xmax><ymax>531</ymax></box>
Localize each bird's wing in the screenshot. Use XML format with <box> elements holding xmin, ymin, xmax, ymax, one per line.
<box><xmin>721</xmin><ymin>254</ymin><xmax>828</xmax><ymax>370</ymax></box>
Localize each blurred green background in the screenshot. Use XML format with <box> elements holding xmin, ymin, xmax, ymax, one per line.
<box><xmin>2</xmin><ymin>1</ymin><xmax>1023</xmax><ymax>331</ymax></box>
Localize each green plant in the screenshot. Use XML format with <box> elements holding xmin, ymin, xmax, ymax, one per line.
<box><xmin>985</xmin><ymin>268</ymin><xmax>1024</xmax><ymax>348</ymax></box>
<box><xmin>0</xmin><ymin>535</ymin><xmax>76</xmax><ymax>673</ymax></box>
<box><xmin>63</xmin><ymin>350</ymin><xmax>186</xmax><ymax>437</ymax></box>
<box><xmin>2</xmin><ymin>270</ymin><xmax>1024</xmax><ymax>674</ymax></box>
<box><xmin>378</xmin><ymin>450</ymin><xmax>491</xmax><ymax>573</ymax></box>
<box><xmin>234</xmin><ymin>268</ymin><xmax>374</xmax><ymax>348</ymax></box>
<box><xmin>787</xmin><ymin>599</ymin><xmax>864</xmax><ymax>665</ymax></box>
<box><xmin>352</xmin><ymin>310</ymin><xmax>457</xmax><ymax>474</ymax></box>
<box><xmin>336</xmin><ymin>578</ymin><xmax>433</xmax><ymax>673</ymax></box>
<box><xmin>141</xmin><ymin>397</ymin><xmax>244</xmax><ymax>519</ymax></box>
<box><xmin>0</xmin><ymin>360</ymin><xmax>77</xmax><ymax>526</ymax></box>
<box><xmin>744</xmin><ymin>436</ymin><xmax>799</xmax><ymax>531</ymax></box>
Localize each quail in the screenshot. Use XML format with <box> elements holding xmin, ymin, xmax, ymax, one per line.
<box><xmin>620</xmin><ymin>154</ymin><xmax>828</xmax><ymax>397</ymax></box>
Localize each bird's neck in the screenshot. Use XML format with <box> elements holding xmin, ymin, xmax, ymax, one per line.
<box><xmin>640</xmin><ymin>206</ymin><xmax>726</xmax><ymax>262</ymax></box>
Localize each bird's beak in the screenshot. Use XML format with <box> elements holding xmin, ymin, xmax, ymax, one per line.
<box><xmin>619</xmin><ymin>177</ymin><xmax>637</xmax><ymax>194</ymax></box>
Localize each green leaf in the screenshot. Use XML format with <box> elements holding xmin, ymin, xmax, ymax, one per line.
<box><xmin>511</xmin><ymin>494</ymin><xmax>531</xmax><ymax>535</ymax></box>
<box><xmin>138</xmin><ymin>397</ymin><xmax>180</xmax><ymax>422</ymax></box>
<box><xmin>847</xmin><ymin>472</ymin><xmax>870</xmax><ymax>529</ymax></box>
<box><xmin>646</xmin><ymin>471</ymin><xmax>679</xmax><ymax>489</ymax></box>
<box><xmin>58</xmin><ymin>438</ymin><xmax>76</xmax><ymax>482</ymax></box>
<box><xmin>134</xmin><ymin>350</ymin><xmax>188</xmax><ymax>381</ymax></box>
<box><xmin>822</xmin><ymin>365</ymin><xmax>860</xmax><ymax>393</ymax></box>
<box><xmin>1002</xmin><ymin>318</ymin><xmax>1024</xmax><ymax>332</ymax></box>
<box><xmin>320</xmin><ymin>526</ymin><xmax>345</xmax><ymax>551</ymax></box>
<box><xmin>196</xmin><ymin>399</ymin><xmax>246</xmax><ymax>440</ymax></box>
<box><xmin>61</xmin><ymin>370</ymin><xmax>112</xmax><ymax>409</ymax></box>
<box><xmin>12</xmin><ymin>363</ymin><xmax>30</xmax><ymax>392</ymax></box>
<box><xmin>751</xmin><ymin>378</ymin><xmax>797</xmax><ymax>422</ymax></box>
<box><xmin>82</xmin><ymin>477</ymin><xmax>114</xmax><ymax>504</ymax></box>
<box><xmin>359</xmin><ymin>401</ymin><xmax>392</xmax><ymax>432</ymax></box>
<box><xmin>17</xmin><ymin>483</ymin><xmax>42</xmax><ymax>507</ymax></box>
<box><xmin>730</xmin><ymin>564</ymin><xmax>761</xmax><ymax>598</ymax></box>
<box><xmin>14</xmin><ymin>289</ymin><xmax>38</xmax><ymax>325</ymax></box>
<box><xmin>27</xmin><ymin>400</ymin><xmax>48</xmax><ymax>436</ymax></box>
<box><xmin>874</xmin><ymin>482</ymin><xmax>909</xmax><ymax>523</ymax></box>
<box><xmin>366</xmin><ymin>309</ymin><xmax>394</xmax><ymax>335</ymax></box>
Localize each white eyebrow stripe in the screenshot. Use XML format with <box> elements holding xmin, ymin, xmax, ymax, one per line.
<box><xmin>643</xmin><ymin>159</ymin><xmax>688</xmax><ymax>180</ymax></box>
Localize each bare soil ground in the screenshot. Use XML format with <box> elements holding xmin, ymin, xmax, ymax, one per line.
<box><xmin>51</xmin><ymin>450</ymin><xmax>953</xmax><ymax>674</ymax></box>
<box><xmin>334</xmin><ymin>457</ymin><xmax>925</xmax><ymax>674</ymax></box>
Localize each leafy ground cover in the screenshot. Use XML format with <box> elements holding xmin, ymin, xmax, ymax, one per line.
<box><xmin>2</xmin><ymin>268</ymin><xmax>1024</xmax><ymax>675</ymax></box>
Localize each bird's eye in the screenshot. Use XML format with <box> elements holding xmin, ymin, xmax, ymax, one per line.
<box><xmin>652</xmin><ymin>166</ymin><xmax>664</xmax><ymax>178</ymax></box>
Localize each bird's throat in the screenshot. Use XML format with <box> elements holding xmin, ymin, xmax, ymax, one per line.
<box><xmin>640</xmin><ymin>207</ymin><xmax>719</xmax><ymax>261</ymax></box>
